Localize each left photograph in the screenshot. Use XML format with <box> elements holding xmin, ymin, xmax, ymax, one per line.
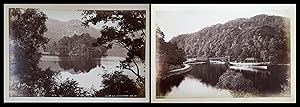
<box><xmin>4</xmin><ymin>4</ymin><xmax>149</xmax><ymax>102</ymax></box>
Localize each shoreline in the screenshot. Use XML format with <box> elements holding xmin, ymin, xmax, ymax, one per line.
<box><xmin>159</xmin><ymin>63</ymin><xmax>192</xmax><ymax>80</ymax></box>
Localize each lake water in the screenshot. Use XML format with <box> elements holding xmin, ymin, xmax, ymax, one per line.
<box><xmin>157</xmin><ymin>63</ymin><xmax>290</xmax><ymax>98</ymax></box>
<box><xmin>39</xmin><ymin>56</ymin><xmax>145</xmax><ymax>90</ymax></box>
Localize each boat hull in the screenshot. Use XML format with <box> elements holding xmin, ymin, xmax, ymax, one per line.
<box><xmin>229</xmin><ymin>62</ymin><xmax>270</xmax><ymax>69</ymax></box>
<box><xmin>229</xmin><ymin>66</ymin><xmax>270</xmax><ymax>74</ymax></box>
<box><xmin>229</xmin><ymin>62</ymin><xmax>270</xmax><ymax>66</ymax></box>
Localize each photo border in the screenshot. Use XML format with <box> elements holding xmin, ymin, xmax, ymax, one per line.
<box><xmin>3</xmin><ymin>4</ymin><xmax>150</xmax><ymax>103</ymax></box>
<box><xmin>150</xmin><ymin>4</ymin><xmax>296</xmax><ymax>103</ymax></box>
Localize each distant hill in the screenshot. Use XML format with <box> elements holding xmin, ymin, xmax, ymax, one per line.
<box><xmin>45</xmin><ymin>18</ymin><xmax>100</xmax><ymax>42</ymax></box>
<box><xmin>170</xmin><ymin>14</ymin><xmax>290</xmax><ymax>64</ymax></box>
<box><xmin>106</xmin><ymin>45</ymin><xmax>128</xmax><ymax>57</ymax></box>
<box><xmin>44</xmin><ymin>18</ymin><xmax>127</xmax><ymax>57</ymax></box>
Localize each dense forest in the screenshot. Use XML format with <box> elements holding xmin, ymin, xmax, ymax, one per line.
<box><xmin>170</xmin><ymin>14</ymin><xmax>290</xmax><ymax>64</ymax></box>
<box><xmin>45</xmin><ymin>33</ymin><xmax>108</xmax><ymax>57</ymax></box>
<box><xmin>44</xmin><ymin>18</ymin><xmax>100</xmax><ymax>42</ymax></box>
<box><xmin>156</xmin><ymin>27</ymin><xmax>186</xmax><ymax>75</ymax></box>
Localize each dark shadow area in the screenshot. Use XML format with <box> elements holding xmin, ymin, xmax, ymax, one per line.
<box><xmin>156</xmin><ymin>74</ymin><xmax>185</xmax><ymax>97</ymax></box>
<box><xmin>58</xmin><ymin>56</ymin><xmax>98</xmax><ymax>73</ymax></box>
<box><xmin>188</xmin><ymin>64</ymin><xmax>228</xmax><ymax>86</ymax></box>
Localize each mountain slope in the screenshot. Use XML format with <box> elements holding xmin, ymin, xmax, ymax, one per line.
<box><xmin>44</xmin><ymin>18</ymin><xmax>100</xmax><ymax>42</ymax></box>
<box><xmin>105</xmin><ymin>45</ymin><xmax>128</xmax><ymax>57</ymax></box>
<box><xmin>170</xmin><ymin>14</ymin><xmax>290</xmax><ymax>64</ymax></box>
<box><xmin>44</xmin><ymin>18</ymin><xmax>127</xmax><ymax>57</ymax></box>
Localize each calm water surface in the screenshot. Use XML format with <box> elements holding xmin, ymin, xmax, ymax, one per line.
<box><xmin>157</xmin><ymin>63</ymin><xmax>290</xmax><ymax>98</ymax></box>
<box><xmin>39</xmin><ymin>55</ymin><xmax>145</xmax><ymax>90</ymax></box>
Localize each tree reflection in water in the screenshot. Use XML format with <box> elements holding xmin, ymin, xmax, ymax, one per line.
<box><xmin>9</xmin><ymin>68</ymin><xmax>88</xmax><ymax>97</ymax></box>
<box><xmin>58</xmin><ymin>56</ymin><xmax>98</xmax><ymax>73</ymax></box>
<box><xmin>10</xmin><ymin>55</ymin><xmax>144</xmax><ymax>97</ymax></box>
<box><xmin>156</xmin><ymin>75</ymin><xmax>185</xmax><ymax>97</ymax></box>
<box><xmin>188</xmin><ymin>64</ymin><xmax>228</xmax><ymax>86</ymax></box>
<box><xmin>229</xmin><ymin>65</ymin><xmax>289</xmax><ymax>96</ymax></box>
<box><xmin>10</xmin><ymin>66</ymin><xmax>143</xmax><ymax>97</ymax></box>
<box><xmin>157</xmin><ymin>63</ymin><xmax>289</xmax><ymax>97</ymax></box>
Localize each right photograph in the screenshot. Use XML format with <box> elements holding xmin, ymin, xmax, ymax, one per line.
<box><xmin>151</xmin><ymin>4</ymin><xmax>296</xmax><ymax>103</ymax></box>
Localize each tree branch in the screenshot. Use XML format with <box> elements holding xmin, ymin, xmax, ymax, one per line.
<box><xmin>132</xmin><ymin>58</ymin><xmax>140</xmax><ymax>77</ymax></box>
<box><xmin>124</xmin><ymin>66</ymin><xmax>144</xmax><ymax>83</ymax></box>
<box><xmin>114</xmin><ymin>42</ymin><xmax>130</xmax><ymax>52</ymax></box>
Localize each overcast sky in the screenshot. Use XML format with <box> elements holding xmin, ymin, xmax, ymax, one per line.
<box><xmin>41</xmin><ymin>9</ymin><xmax>103</xmax><ymax>29</ymax></box>
<box><xmin>153</xmin><ymin>4</ymin><xmax>295</xmax><ymax>42</ymax></box>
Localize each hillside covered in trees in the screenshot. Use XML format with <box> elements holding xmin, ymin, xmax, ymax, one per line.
<box><xmin>46</xmin><ymin>33</ymin><xmax>108</xmax><ymax>57</ymax></box>
<box><xmin>45</xmin><ymin>18</ymin><xmax>100</xmax><ymax>42</ymax></box>
<box><xmin>170</xmin><ymin>14</ymin><xmax>290</xmax><ymax>64</ymax></box>
<box><xmin>156</xmin><ymin>27</ymin><xmax>186</xmax><ymax>75</ymax></box>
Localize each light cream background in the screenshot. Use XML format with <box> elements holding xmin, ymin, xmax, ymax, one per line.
<box><xmin>4</xmin><ymin>4</ymin><xmax>150</xmax><ymax>103</ymax></box>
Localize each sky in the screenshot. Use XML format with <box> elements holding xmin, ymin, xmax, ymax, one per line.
<box><xmin>153</xmin><ymin>4</ymin><xmax>295</xmax><ymax>42</ymax></box>
<box><xmin>40</xmin><ymin>9</ymin><xmax>103</xmax><ymax>29</ymax></box>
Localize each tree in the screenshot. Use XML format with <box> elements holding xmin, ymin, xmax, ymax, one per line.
<box><xmin>81</xmin><ymin>10</ymin><xmax>146</xmax><ymax>81</ymax></box>
<box><xmin>95</xmin><ymin>71</ymin><xmax>140</xmax><ymax>97</ymax></box>
<box><xmin>53</xmin><ymin>78</ymin><xmax>85</xmax><ymax>97</ymax></box>
<box><xmin>9</xmin><ymin>8</ymin><xmax>104</xmax><ymax>97</ymax></box>
<box><xmin>9</xmin><ymin>8</ymin><xmax>49</xmax><ymax>76</ymax></box>
<box><xmin>9</xmin><ymin>8</ymin><xmax>49</xmax><ymax>95</ymax></box>
<box><xmin>170</xmin><ymin>14</ymin><xmax>289</xmax><ymax>64</ymax></box>
<box><xmin>46</xmin><ymin>41</ymin><xmax>57</xmax><ymax>54</ymax></box>
<box><xmin>55</xmin><ymin>33</ymin><xmax>108</xmax><ymax>57</ymax></box>
<box><xmin>156</xmin><ymin>27</ymin><xmax>165</xmax><ymax>43</ymax></box>
<box><xmin>156</xmin><ymin>27</ymin><xmax>186</xmax><ymax>74</ymax></box>
<box><xmin>216</xmin><ymin>45</ymin><xmax>225</xmax><ymax>56</ymax></box>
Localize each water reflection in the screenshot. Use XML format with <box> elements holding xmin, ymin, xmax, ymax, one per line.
<box><xmin>188</xmin><ymin>64</ymin><xmax>227</xmax><ymax>86</ymax></box>
<box><xmin>58</xmin><ymin>57</ymin><xmax>100</xmax><ymax>74</ymax></box>
<box><xmin>164</xmin><ymin>76</ymin><xmax>232</xmax><ymax>98</ymax></box>
<box><xmin>230</xmin><ymin>65</ymin><xmax>289</xmax><ymax>95</ymax></box>
<box><xmin>39</xmin><ymin>56</ymin><xmax>143</xmax><ymax>90</ymax></box>
<box><xmin>158</xmin><ymin>63</ymin><xmax>290</xmax><ymax>97</ymax></box>
<box><xmin>156</xmin><ymin>74</ymin><xmax>185</xmax><ymax>97</ymax></box>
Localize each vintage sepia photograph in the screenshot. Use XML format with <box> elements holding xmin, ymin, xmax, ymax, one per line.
<box><xmin>4</xmin><ymin>4</ymin><xmax>149</xmax><ymax>102</ymax></box>
<box><xmin>151</xmin><ymin>4</ymin><xmax>296</xmax><ymax>103</ymax></box>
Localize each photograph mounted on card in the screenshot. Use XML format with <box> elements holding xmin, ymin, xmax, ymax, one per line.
<box><xmin>151</xmin><ymin>4</ymin><xmax>296</xmax><ymax>103</ymax></box>
<box><xmin>4</xmin><ymin>4</ymin><xmax>149</xmax><ymax>103</ymax></box>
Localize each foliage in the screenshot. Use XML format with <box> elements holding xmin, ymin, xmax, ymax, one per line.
<box><xmin>280</xmin><ymin>78</ymin><xmax>291</xmax><ymax>97</ymax></box>
<box><xmin>9</xmin><ymin>68</ymin><xmax>57</xmax><ymax>96</ymax></box>
<box><xmin>8</xmin><ymin>8</ymin><xmax>87</xmax><ymax>97</ymax></box>
<box><xmin>216</xmin><ymin>69</ymin><xmax>259</xmax><ymax>97</ymax></box>
<box><xmin>9</xmin><ymin>8</ymin><xmax>49</xmax><ymax>80</ymax></box>
<box><xmin>9</xmin><ymin>8</ymin><xmax>51</xmax><ymax>96</ymax></box>
<box><xmin>48</xmin><ymin>33</ymin><xmax>108</xmax><ymax>57</ymax></box>
<box><xmin>216</xmin><ymin>69</ymin><xmax>257</xmax><ymax>92</ymax></box>
<box><xmin>94</xmin><ymin>71</ymin><xmax>142</xmax><ymax>97</ymax></box>
<box><xmin>81</xmin><ymin>10</ymin><xmax>146</xmax><ymax>80</ymax></box>
<box><xmin>53</xmin><ymin>78</ymin><xmax>88</xmax><ymax>97</ymax></box>
<box><xmin>156</xmin><ymin>27</ymin><xmax>186</xmax><ymax>74</ymax></box>
<box><xmin>9</xmin><ymin>68</ymin><xmax>90</xmax><ymax>97</ymax></box>
<box><xmin>9</xmin><ymin>8</ymin><xmax>144</xmax><ymax>97</ymax></box>
<box><xmin>170</xmin><ymin>14</ymin><xmax>290</xmax><ymax>64</ymax></box>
